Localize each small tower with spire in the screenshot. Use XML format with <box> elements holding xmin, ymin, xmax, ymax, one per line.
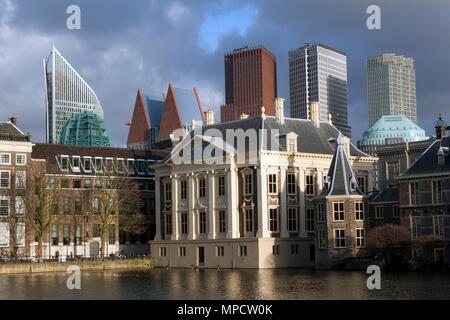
<box><xmin>435</xmin><ymin>114</ymin><xmax>447</xmax><ymax>139</ymax></box>
<box><xmin>314</xmin><ymin>132</ymin><xmax>370</xmax><ymax>268</ymax></box>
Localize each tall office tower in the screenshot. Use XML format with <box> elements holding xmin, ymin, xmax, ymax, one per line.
<box><xmin>220</xmin><ymin>46</ymin><xmax>277</xmax><ymax>122</ymax></box>
<box><xmin>44</xmin><ymin>46</ymin><xmax>104</xmax><ymax>144</ymax></box>
<box><xmin>366</xmin><ymin>54</ymin><xmax>417</xmax><ymax>127</ymax></box>
<box><xmin>289</xmin><ymin>43</ymin><xmax>351</xmax><ymax>137</ymax></box>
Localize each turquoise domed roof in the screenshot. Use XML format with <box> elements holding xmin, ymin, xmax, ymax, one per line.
<box><xmin>358</xmin><ymin>115</ymin><xmax>428</xmax><ymax>146</ymax></box>
<box><xmin>59</xmin><ymin>111</ymin><xmax>113</xmax><ymax>147</ymax></box>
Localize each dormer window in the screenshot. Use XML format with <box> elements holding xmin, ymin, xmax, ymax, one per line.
<box><xmin>438</xmin><ymin>154</ymin><xmax>444</xmax><ymax>166</ymax></box>
<box><xmin>286</xmin><ymin>132</ymin><xmax>298</xmax><ymax>153</ymax></box>
<box><xmin>105</xmin><ymin>158</ymin><xmax>113</xmax><ymax>172</ymax></box>
<box><xmin>83</xmin><ymin>157</ymin><xmax>91</xmax><ymax>172</ymax></box>
<box><xmin>72</xmin><ymin>156</ymin><xmax>80</xmax><ymax>172</ymax></box>
<box><xmin>60</xmin><ymin>156</ymin><xmax>69</xmax><ymax>171</ymax></box>
<box><xmin>117</xmin><ymin>159</ymin><xmax>125</xmax><ymax>173</ymax></box>
<box><xmin>95</xmin><ymin>158</ymin><xmax>103</xmax><ymax>173</ymax></box>
<box><xmin>324</xmin><ymin>176</ymin><xmax>330</xmax><ymax>189</ymax></box>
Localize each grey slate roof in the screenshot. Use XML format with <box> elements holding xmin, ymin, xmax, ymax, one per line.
<box><xmin>159</xmin><ymin>115</ymin><xmax>372</xmax><ymax>164</ymax></box>
<box><xmin>400</xmin><ymin>136</ymin><xmax>450</xmax><ymax>178</ymax></box>
<box><xmin>319</xmin><ymin>133</ymin><xmax>365</xmax><ymax>196</ymax></box>
<box><xmin>0</xmin><ymin>121</ymin><xmax>24</xmax><ymax>135</ymax></box>
<box><xmin>369</xmin><ymin>187</ymin><xmax>399</xmax><ymax>203</ymax></box>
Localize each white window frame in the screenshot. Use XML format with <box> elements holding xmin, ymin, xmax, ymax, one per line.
<box><xmin>333</xmin><ymin>202</ymin><xmax>345</xmax><ymax>221</ymax></box>
<box><xmin>15</xmin><ymin>196</ymin><xmax>25</xmax><ymax>215</ymax></box>
<box><xmin>83</xmin><ymin>156</ymin><xmax>92</xmax><ymax>172</ymax></box>
<box><xmin>318</xmin><ymin>228</ymin><xmax>326</xmax><ymax>248</ymax></box>
<box><xmin>356</xmin><ymin>228</ymin><xmax>365</xmax><ymax>248</ymax></box>
<box><xmin>287</xmin><ymin>207</ymin><xmax>298</xmax><ymax>232</ymax></box>
<box><xmin>355</xmin><ymin>202</ymin><xmax>364</xmax><ymax>221</ymax></box>
<box><xmin>16</xmin><ymin>154</ymin><xmax>26</xmax><ymax>166</ymax></box>
<box><xmin>268</xmin><ymin>207</ymin><xmax>279</xmax><ymax>232</ymax></box>
<box><xmin>268</xmin><ymin>174</ymin><xmax>277</xmax><ymax>194</ymax></box>
<box><xmin>94</xmin><ymin>157</ymin><xmax>104</xmax><ymax>173</ymax></box>
<box><xmin>334</xmin><ymin>229</ymin><xmax>346</xmax><ymax>248</ymax></box>
<box><xmin>15</xmin><ymin>223</ymin><xmax>25</xmax><ymax>247</ymax></box>
<box><xmin>244</xmin><ymin>173</ymin><xmax>253</xmax><ymax>195</ymax></box>
<box><xmin>15</xmin><ymin>171</ymin><xmax>26</xmax><ymax>189</ymax></box>
<box><xmin>60</xmin><ymin>155</ymin><xmax>69</xmax><ymax>171</ymax></box>
<box><xmin>375</xmin><ymin>206</ymin><xmax>384</xmax><ymax>220</ymax></box>
<box><xmin>71</xmin><ymin>156</ymin><xmax>81</xmax><ymax>173</ymax></box>
<box><xmin>0</xmin><ymin>153</ymin><xmax>11</xmax><ymax>165</ymax></box>
<box><xmin>0</xmin><ymin>222</ymin><xmax>9</xmax><ymax>247</ymax></box>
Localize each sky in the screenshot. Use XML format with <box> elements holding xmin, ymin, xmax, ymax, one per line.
<box><xmin>0</xmin><ymin>0</ymin><xmax>449</xmax><ymax>147</ymax></box>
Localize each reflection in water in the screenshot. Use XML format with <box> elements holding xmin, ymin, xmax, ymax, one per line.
<box><xmin>1</xmin><ymin>268</ymin><xmax>450</xmax><ymax>300</ymax></box>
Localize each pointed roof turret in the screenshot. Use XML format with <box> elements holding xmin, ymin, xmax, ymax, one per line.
<box><xmin>321</xmin><ymin>132</ymin><xmax>365</xmax><ymax>196</ymax></box>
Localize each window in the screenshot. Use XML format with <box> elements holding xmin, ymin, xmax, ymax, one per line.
<box><xmin>393</xmin><ymin>205</ymin><xmax>399</xmax><ymax>219</ymax></box>
<box><xmin>15</xmin><ymin>197</ymin><xmax>24</xmax><ymax>215</ymax></box>
<box><xmin>72</xmin><ymin>157</ymin><xmax>80</xmax><ymax>170</ymax></box>
<box><xmin>0</xmin><ymin>223</ymin><xmax>9</xmax><ymax>246</ymax></box>
<box><xmin>16</xmin><ymin>154</ymin><xmax>26</xmax><ymax>166</ymax></box>
<box><xmin>165</xmin><ymin>214</ymin><xmax>172</xmax><ymax>235</ymax></box>
<box><xmin>61</xmin><ymin>179</ymin><xmax>69</xmax><ymax>189</ymax></box>
<box><xmin>159</xmin><ymin>247</ymin><xmax>167</xmax><ymax>257</ymax></box>
<box><xmin>356</xmin><ymin>228</ymin><xmax>365</xmax><ymax>247</ymax></box>
<box><xmin>0</xmin><ymin>171</ymin><xmax>10</xmax><ymax>188</ymax></box>
<box><xmin>245</xmin><ymin>208</ymin><xmax>253</xmax><ymax>233</ymax></box>
<box><xmin>317</xmin><ymin>203</ymin><xmax>324</xmax><ymax>222</ymax></box>
<box><xmin>83</xmin><ymin>158</ymin><xmax>91</xmax><ymax>171</ymax></box>
<box><xmin>318</xmin><ymin>229</ymin><xmax>326</xmax><ymax>248</ymax></box>
<box><xmin>180</xmin><ymin>180</ymin><xmax>187</xmax><ymax>199</ymax></box>
<box><xmin>291</xmin><ymin>245</ymin><xmax>299</xmax><ymax>255</ymax></box>
<box><xmin>333</xmin><ymin>202</ymin><xmax>344</xmax><ymax>221</ymax></box>
<box><xmin>61</xmin><ymin>156</ymin><xmax>69</xmax><ymax>170</ymax></box>
<box><xmin>0</xmin><ymin>197</ymin><xmax>9</xmax><ymax>216</ymax></box>
<box><xmin>92</xmin><ymin>198</ymin><xmax>100</xmax><ymax>215</ymax></box>
<box><xmin>411</xmin><ymin>216</ymin><xmax>421</xmax><ymax>240</ymax></box>
<box><xmin>216</xmin><ymin>246</ymin><xmax>225</xmax><ymax>257</ymax></box>
<box><xmin>74</xmin><ymin>198</ymin><xmax>82</xmax><ymax>215</ymax></box>
<box><xmin>268</xmin><ymin>174</ymin><xmax>277</xmax><ymax>194</ymax></box>
<box><xmin>410</xmin><ymin>182</ymin><xmax>420</xmax><ymax>205</ymax></box>
<box><xmin>95</xmin><ymin>158</ymin><xmax>103</xmax><ymax>172</ymax></box>
<box><xmin>117</xmin><ymin>160</ymin><xmax>125</xmax><ymax>173</ymax></box>
<box><xmin>434</xmin><ymin>248</ymin><xmax>445</xmax><ymax>263</ymax></box>
<box><xmin>218</xmin><ymin>210</ymin><xmax>226</xmax><ymax>233</ymax></box>
<box><xmin>288</xmin><ymin>207</ymin><xmax>298</xmax><ymax>232</ymax></box>
<box><xmin>355</xmin><ymin>202</ymin><xmax>364</xmax><ymax>220</ymax></box>
<box><xmin>199</xmin><ymin>177</ymin><xmax>206</xmax><ymax>198</ymax></box>
<box><xmin>199</xmin><ymin>211</ymin><xmax>207</xmax><ymax>234</ymax></box>
<box><xmin>73</xmin><ymin>179</ymin><xmax>81</xmax><ymax>189</ymax></box>
<box><xmin>15</xmin><ymin>224</ymin><xmax>25</xmax><ymax>247</ymax></box>
<box><xmin>412</xmin><ymin>248</ymin><xmax>423</xmax><ymax>260</ymax></box>
<box><xmin>95</xmin><ymin>179</ymin><xmax>103</xmax><ymax>189</ymax></box>
<box><xmin>269</xmin><ymin>208</ymin><xmax>279</xmax><ymax>232</ymax></box>
<box><xmin>49</xmin><ymin>178</ymin><xmax>57</xmax><ymax>189</ymax></box>
<box><xmin>306</xmin><ymin>208</ymin><xmax>314</xmax><ymax>232</ymax></box>
<box><xmin>387</xmin><ymin>161</ymin><xmax>400</xmax><ymax>179</ymax></box>
<box><xmin>93</xmin><ymin>224</ymin><xmax>101</xmax><ymax>238</ymax></box>
<box><xmin>239</xmin><ymin>246</ymin><xmax>247</xmax><ymax>256</ymax></box>
<box><xmin>432</xmin><ymin>181</ymin><xmax>443</xmax><ymax>204</ymax></box>
<box><xmin>75</xmin><ymin>225</ymin><xmax>82</xmax><ymax>245</ymax></box>
<box><xmin>375</xmin><ymin>206</ymin><xmax>384</xmax><ymax>220</ymax></box>
<box><xmin>178</xmin><ymin>247</ymin><xmax>187</xmax><ymax>257</ymax></box>
<box><xmin>218</xmin><ymin>176</ymin><xmax>226</xmax><ymax>196</ymax></box>
<box><xmin>288</xmin><ymin>139</ymin><xmax>296</xmax><ymax>152</ymax></box>
<box><xmin>109</xmin><ymin>225</ymin><xmax>116</xmax><ymax>244</ymax></box>
<box><xmin>164</xmin><ymin>182</ymin><xmax>172</xmax><ymax>202</ymax></box>
<box><xmin>181</xmin><ymin>213</ymin><xmax>188</xmax><ymax>234</ymax></box>
<box><xmin>51</xmin><ymin>224</ymin><xmax>59</xmax><ymax>245</ymax></box>
<box><xmin>63</xmin><ymin>198</ymin><xmax>70</xmax><ymax>215</ymax></box>
<box><xmin>105</xmin><ymin>159</ymin><xmax>114</xmax><ymax>172</ymax></box>
<box><xmin>357</xmin><ymin>176</ymin><xmax>366</xmax><ymax>193</ymax></box>
<box><xmin>334</xmin><ymin>229</ymin><xmax>345</xmax><ymax>248</ymax></box>
<box><xmin>63</xmin><ymin>224</ymin><xmax>70</xmax><ymax>245</ymax></box>
<box><xmin>433</xmin><ymin>216</ymin><xmax>444</xmax><ymax>239</ymax></box>
<box><xmin>272</xmin><ymin>245</ymin><xmax>280</xmax><ymax>255</ymax></box>
<box><xmin>244</xmin><ymin>173</ymin><xmax>253</xmax><ymax>195</ymax></box>
<box><xmin>287</xmin><ymin>174</ymin><xmax>296</xmax><ymax>195</ymax></box>
<box><xmin>306</xmin><ymin>175</ymin><xmax>315</xmax><ymax>196</ymax></box>
<box><xmin>82</xmin><ymin>179</ymin><xmax>92</xmax><ymax>189</ymax></box>
<box><xmin>1</xmin><ymin>153</ymin><xmax>10</xmax><ymax>165</ymax></box>
<box><xmin>14</xmin><ymin>171</ymin><xmax>26</xmax><ymax>189</ymax></box>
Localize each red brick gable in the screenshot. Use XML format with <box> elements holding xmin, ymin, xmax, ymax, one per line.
<box><xmin>157</xmin><ymin>84</ymin><xmax>184</xmax><ymax>141</ymax></box>
<box><xmin>127</xmin><ymin>89</ymin><xmax>151</xmax><ymax>146</ymax></box>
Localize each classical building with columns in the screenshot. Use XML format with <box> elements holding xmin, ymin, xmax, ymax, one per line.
<box><xmin>150</xmin><ymin>100</ymin><xmax>376</xmax><ymax>268</ymax></box>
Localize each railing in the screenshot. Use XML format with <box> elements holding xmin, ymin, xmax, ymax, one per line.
<box><xmin>0</xmin><ymin>133</ymin><xmax>32</xmax><ymax>142</ymax></box>
<box><xmin>0</xmin><ymin>252</ymin><xmax>151</xmax><ymax>264</ymax></box>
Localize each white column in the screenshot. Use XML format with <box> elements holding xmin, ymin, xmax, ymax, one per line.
<box><xmin>207</xmin><ymin>171</ymin><xmax>216</xmax><ymax>239</ymax></box>
<box><xmin>256</xmin><ymin>166</ymin><xmax>269</xmax><ymax>238</ymax></box>
<box><xmin>299</xmin><ymin>168</ymin><xmax>307</xmax><ymax>237</ymax></box>
<box><xmin>226</xmin><ymin>167</ymin><xmax>239</xmax><ymax>238</ymax></box>
<box><xmin>317</xmin><ymin>169</ymin><xmax>323</xmax><ymax>195</ymax></box>
<box><xmin>188</xmin><ymin>174</ymin><xmax>196</xmax><ymax>240</ymax></box>
<box><xmin>280</xmin><ymin>167</ymin><xmax>289</xmax><ymax>238</ymax></box>
<box><xmin>170</xmin><ymin>175</ymin><xmax>179</xmax><ymax>241</ymax></box>
<box><xmin>154</xmin><ymin>177</ymin><xmax>162</xmax><ymax>241</ymax></box>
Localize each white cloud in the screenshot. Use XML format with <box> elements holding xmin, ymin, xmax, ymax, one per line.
<box><xmin>167</xmin><ymin>2</ymin><xmax>190</xmax><ymax>23</ymax></box>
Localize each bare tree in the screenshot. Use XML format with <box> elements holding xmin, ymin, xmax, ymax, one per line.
<box><xmin>17</xmin><ymin>166</ymin><xmax>62</xmax><ymax>260</ymax></box>
<box><xmin>91</xmin><ymin>172</ymin><xmax>146</xmax><ymax>258</ymax></box>
<box><xmin>367</xmin><ymin>224</ymin><xmax>411</xmax><ymax>264</ymax></box>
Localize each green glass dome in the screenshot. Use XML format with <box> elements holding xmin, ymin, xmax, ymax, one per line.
<box><xmin>59</xmin><ymin>111</ymin><xmax>113</xmax><ymax>147</ymax></box>
<box><xmin>358</xmin><ymin>115</ymin><xmax>428</xmax><ymax>146</ymax></box>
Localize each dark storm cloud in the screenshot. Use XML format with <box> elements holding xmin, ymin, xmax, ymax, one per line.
<box><xmin>0</xmin><ymin>0</ymin><xmax>449</xmax><ymax>147</ymax></box>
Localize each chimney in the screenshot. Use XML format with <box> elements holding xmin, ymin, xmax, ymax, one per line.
<box><xmin>274</xmin><ymin>98</ymin><xmax>285</xmax><ymax>123</ymax></box>
<box><xmin>309</xmin><ymin>102</ymin><xmax>320</xmax><ymax>126</ymax></box>
<box><xmin>9</xmin><ymin>117</ymin><xmax>17</xmax><ymax>126</ymax></box>
<box><xmin>435</xmin><ymin>114</ymin><xmax>447</xmax><ymax>139</ymax></box>
<box><xmin>328</xmin><ymin>113</ymin><xmax>333</xmax><ymax>125</ymax></box>
<box><xmin>204</xmin><ymin>110</ymin><xmax>215</xmax><ymax>125</ymax></box>
<box><xmin>240</xmin><ymin>113</ymin><xmax>249</xmax><ymax>120</ymax></box>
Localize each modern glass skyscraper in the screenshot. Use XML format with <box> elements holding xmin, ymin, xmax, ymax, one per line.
<box><xmin>289</xmin><ymin>43</ymin><xmax>351</xmax><ymax>137</ymax></box>
<box><xmin>366</xmin><ymin>54</ymin><xmax>417</xmax><ymax>127</ymax></box>
<box><xmin>44</xmin><ymin>46</ymin><xmax>104</xmax><ymax>144</ymax></box>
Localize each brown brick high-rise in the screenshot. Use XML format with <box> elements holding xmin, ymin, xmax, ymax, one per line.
<box><xmin>221</xmin><ymin>46</ymin><xmax>277</xmax><ymax>122</ymax></box>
